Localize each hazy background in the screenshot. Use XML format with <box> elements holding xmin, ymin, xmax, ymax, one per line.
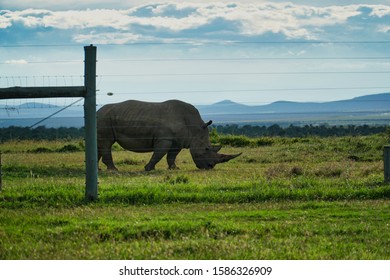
<box><xmin>1</xmin><ymin>0</ymin><xmax>390</xmax><ymax>108</ymax></box>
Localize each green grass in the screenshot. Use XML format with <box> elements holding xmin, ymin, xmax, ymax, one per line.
<box><xmin>0</xmin><ymin>135</ymin><xmax>389</xmax><ymax>259</ymax></box>
<box><xmin>1</xmin><ymin>201</ymin><xmax>389</xmax><ymax>259</ymax></box>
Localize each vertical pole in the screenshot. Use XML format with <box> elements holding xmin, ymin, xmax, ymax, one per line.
<box><xmin>385</xmin><ymin>146</ymin><xmax>390</xmax><ymax>183</ymax></box>
<box><xmin>0</xmin><ymin>152</ymin><xmax>2</xmax><ymax>191</ymax></box>
<box><xmin>84</xmin><ymin>45</ymin><xmax>98</xmax><ymax>201</ymax></box>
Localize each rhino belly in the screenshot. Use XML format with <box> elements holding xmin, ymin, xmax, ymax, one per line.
<box><xmin>116</xmin><ymin>139</ymin><xmax>155</xmax><ymax>153</ymax></box>
<box><xmin>115</xmin><ymin>132</ymin><xmax>155</xmax><ymax>153</ymax></box>
<box><xmin>109</xmin><ymin>117</ymin><xmax>185</xmax><ymax>153</ymax></box>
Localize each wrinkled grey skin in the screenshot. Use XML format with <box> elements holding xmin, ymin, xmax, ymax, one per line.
<box><xmin>97</xmin><ymin>99</ymin><xmax>241</xmax><ymax>171</ymax></box>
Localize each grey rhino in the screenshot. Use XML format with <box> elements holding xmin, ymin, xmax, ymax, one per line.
<box><xmin>97</xmin><ymin>99</ymin><xmax>241</xmax><ymax>171</ymax></box>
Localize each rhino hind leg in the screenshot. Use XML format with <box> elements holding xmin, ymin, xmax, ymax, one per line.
<box><xmin>100</xmin><ymin>147</ymin><xmax>117</xmax><ymax>171</ymax></box>
<box><xmin>98</xmin><ymin>137</ymin><xmax>118</xmax><ymax>170</ymax></box>
<box><xmin>103</xmin><ymin>151</ymin><xmax>117</xmax><ymax>170</ymax></box>
<box><xmin>167</xmin><ymin>148</ymin><xmax>181</xmax><ymax>170</ymax></box>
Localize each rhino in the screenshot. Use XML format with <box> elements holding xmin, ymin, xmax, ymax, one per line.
<box><xmin>97</xmin><ymin>99</ymin><xmax>241</xmax><ymax>171</ymax></box>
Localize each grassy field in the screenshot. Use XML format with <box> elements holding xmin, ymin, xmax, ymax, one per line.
<box><xmin>0</xmin><ymin>135</ymin><xmax>389</xmax><ymax>259</ymax></box>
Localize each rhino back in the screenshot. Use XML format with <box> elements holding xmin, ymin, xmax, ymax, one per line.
<box><xmin>97</xmin><ymin>100</ymin><xmax>204</xmax><ymax>149</ymax></box>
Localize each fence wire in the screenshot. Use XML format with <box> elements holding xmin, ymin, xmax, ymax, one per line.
<box><xmin>1</xmin><ymin>42</ymin><xmax>390</xmax><ymax>126</ymax></box>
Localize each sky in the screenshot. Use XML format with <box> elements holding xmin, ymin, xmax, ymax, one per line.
<box><xmin>1</xmin><ymin>0</ymin><xmax>390</xmax><ymax>106</ymax></box>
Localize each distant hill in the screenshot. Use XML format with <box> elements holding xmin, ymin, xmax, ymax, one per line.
<box><xmin>197</xmin><ymin>93</ymin><xmax>390</xmax><ymax>115</ymax></box>
<box><xmin>1</xmin><ymin>93</ymin><xmax>390</xmax><ymax>127</ymax></box>
<box><xmin>16</xmin><ymin>102</ymin><xmax>59</xmax><ymax>109</ymax></box>
<box><xmin>196</xmin><ymin>93</ymin><xmax>390</xmax><ymax>125</ymax></box>
<box><xmin>0</xmin><ymin>101</ymin><xmax>84</xmax><ymax>128</ymax></box>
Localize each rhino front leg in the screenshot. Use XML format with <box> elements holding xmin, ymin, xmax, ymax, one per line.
<box><xmin>167</xmin><ymin>148</ymin><xmax>181</xmax><ymax>169</ymax></box>
<box><xmin>144</xmin><ymin>140</ymin><xmax>172</xmax><ymax>171</ymax></box>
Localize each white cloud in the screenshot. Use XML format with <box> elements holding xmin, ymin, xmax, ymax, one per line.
<box><xmin>73</xmin><ymin>31</ymin><xmax>142</xmax><ymax>44</ymax></box>
<box><xmin>1</xmin><ymin>2</ymin><xmax>390</xmax><ymax>43</ymax></box>
<box><xmin>0</xmin><ymin>0</ymin><xmax>136</xmax><ymax>10</ymax></box>
<box><xmin>369</xmin><ymin>5</ymin><xmax>390</xmax><ymax>17</ymax></box>
<box><xmin>4</xmin><ymin>59</ymin><xmax>28</xmax><ymax>64</ymax></box>
<box><xmin>0</xmin><ymin>13</ymin><xmax>12</xmax><ymax>28</ymax></box>
<box><xmin>378</xmin><ymin>25</ymin><xmax>390</xmax><ymax>33</ymax></box>
<box><xmin>2</xmin><ymin>9</ymin><xmax>132</xmax><ymax>30</ymax></box>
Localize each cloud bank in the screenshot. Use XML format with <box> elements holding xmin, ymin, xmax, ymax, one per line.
<box><xmin>1</xmin><ymin>2</ymin><xmax>390</xmax><ymax>45</ymax></box>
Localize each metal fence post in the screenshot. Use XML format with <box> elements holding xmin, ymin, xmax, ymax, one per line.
<box><xmin>84</xmin><ymin>45</ymin><xmax>98</xmax><ymax>201</ymax></box>
<box><xmin>385</xmin><ymin>146</ymin><xmax>390</xmax><ymax>183</ymax></box>
<box><xmin>0</xmin><ymin>152</ymin><xmax>2</xmax><ymax>191</ymax></box>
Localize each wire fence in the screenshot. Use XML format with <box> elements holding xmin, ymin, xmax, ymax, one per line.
<box><xmin>1</xmin><ymin>41</ymin><xmax>390</xmax><ymax>127</ymax></box>
<box><xmin>1</xmin><ymin>42</ymin><xmax>389</xmax><ymax>177</ymax></box>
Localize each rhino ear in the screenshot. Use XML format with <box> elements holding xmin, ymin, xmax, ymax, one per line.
<box><xmin>202</xmin><ymin>120</ymin><xmax>213</xmax><ymax>129</ymax></box>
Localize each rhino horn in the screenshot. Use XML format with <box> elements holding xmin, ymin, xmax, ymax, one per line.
<box><xmin>216</xmin><ymin>152</ymin><xmax>242</xmax><ymax>163</ymax></box>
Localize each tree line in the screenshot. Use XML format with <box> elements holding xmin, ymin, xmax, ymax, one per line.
<box><xmin>0</xmin><ymin>124</ymin><xmax>388</xmax><ymax>142</ymax></box>
<box><xmin>213</xmin><ymin>124</ymin><xmax>388</xmax><ymax>137</ymax></box>
<box><xmin>0</xmin><ymin>126</ymin><xmax>85</xmax><ymax>141</ymax></box>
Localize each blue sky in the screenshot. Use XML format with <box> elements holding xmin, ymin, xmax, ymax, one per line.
<box><xmin>1</xmin><ymin>0</ymin><xmax>390</xmax><ymax>106</ymax></box>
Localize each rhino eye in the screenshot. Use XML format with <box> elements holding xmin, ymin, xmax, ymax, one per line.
<box><xmin>205</xmin><ymin>147</ymin><xmax>210</xmax><ymax>151</ymax></box>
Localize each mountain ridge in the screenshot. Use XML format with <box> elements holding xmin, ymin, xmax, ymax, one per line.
<box><xmin>1</xmin><ymin>92</ymin><xmax>390</xmax><ymax>127</ymax></box>
<box><xmin>197</xmin><ymin>92</ymin><xmax>390</xmax><ymax>115</ymax></box>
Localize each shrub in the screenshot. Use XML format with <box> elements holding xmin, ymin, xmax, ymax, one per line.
<box><xmin>314</xmin><ymin>166</ymin><xmax>343</xmax><ymax>177</ymax></box>
<box><xmin>219</xmin><ymin>135</ymin><xmax>251</xmax><ymax>147</ymax></box>
<box><xmin>29</xmin><ymin>147</ymin><xmax>53</xmax><ymax>153</ymax></box>
<box><xmin>265</xmin><ymin>165</ymin><xmax>304</xmax><ymax>178</ymax></box>
<box><xmin>265</xmin><ymin>164</ymin><xmax>290</xmax><ymax>179</ymax></box>
<box><xmin>254</xmin><ymin>137</ymin><xmax>274</xmax><ymax>146</ymax></box>
<box><xmin>209</xmin><ymin>128</ymin><xmax>219</xmax><ymax>144</ymax></box>
<box><xmin>245</xmin><ymin>158</ymin><xmax>257</xmax><ymax>163</ymax></box>
<box><xmin>57</xmin><ymin>144</ymin><xmax>81</xmax><ymax>153</ymax></box>
<box><xmin>291</xmin><ymin>166</ymin><xmax>304</xmax><ymax>176</ymax></box>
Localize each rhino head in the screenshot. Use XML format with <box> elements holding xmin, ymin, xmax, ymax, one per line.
<box><xmin>189</xmin><ymin>120</ymin><xmax>241</xmax><ymax>169</ymax></box>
